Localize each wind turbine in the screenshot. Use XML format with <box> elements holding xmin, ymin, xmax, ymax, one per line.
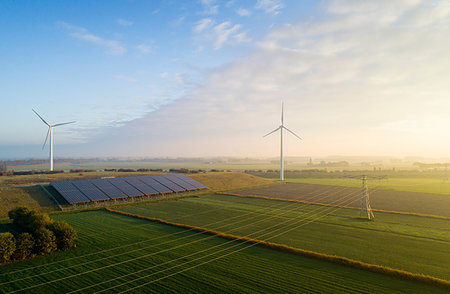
<box><xmin>263</xmin><ymin>102</ymin><xmax>302</xmax><ymax>181</ymax></box>
<box><xmin>32</xmin><ymin>109</ymin><xmax>75</xmax><ymax>171</ymax></box>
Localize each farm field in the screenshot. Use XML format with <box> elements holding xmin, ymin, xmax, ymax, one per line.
<box><xmin>282</xmin><ymin>178</ymin><xmax>450</xmax><ymax>195</ymax></box>
<box><xmin>1</xmin><ymin>210</ymin><xmax>444</xmax><ymax>293</ymax></box>
<box><xmin>115</xmin><ymin>194</ymin><xmax>450</xmax><ymax>280</ymax></box>
<box><xmin>234</xmin><ymin>182</ymin><xmax>450</xmax><ymax>217</ymax></box>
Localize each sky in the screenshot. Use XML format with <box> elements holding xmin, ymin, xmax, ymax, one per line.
<box><xmin>1</xmin><ymin>0</ymin><xmax>449</xmax><ymax>160</ymax></box>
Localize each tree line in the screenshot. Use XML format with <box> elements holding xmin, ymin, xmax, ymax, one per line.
<box><xmin>0</xmin><ymin>207</ymin><xmax>77</xmax><ymax>264</ymax></box>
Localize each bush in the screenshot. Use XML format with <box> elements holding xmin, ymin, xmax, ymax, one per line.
<box><xmin>0</xmin><ymin>232</ymin><xmax>16</xmax><ymax>263</ymax></box>
<box><xmin>48</xmin><ymin>221</ymin><xmax>77</xmax><ymax>249</ymax></box>
<box><xmin>8</xmin><ymin>207</ymin><xmax>32</xmax><ymax>228</ymax></box>
<box><xmin>33</xmin><ymin>228</ymin><xmax>57</xmax><ymax>255</ymax></box>
<box><xmin>12</xmin><ymin>232</ymin><xmax>34</xmax><ymax>260</ymax></box>
<box><xmin>9</xmin><ymin>207</ymin><xmax>51</xmax><ymax>232</ymax></box>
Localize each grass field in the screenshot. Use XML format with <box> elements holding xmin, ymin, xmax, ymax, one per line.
<box><xmin>114</xmin><ymin>194</ymin><xmax>450</xmax><ymax>281</ymax></box>
<box><xmin>282</xmin><ymin>178</ymin><xmax>450</xmax><ymax>195</ymax></box>
<box><xmin>232</xmin><ymin>182</ymin><xmax>450</xmax><ymax>217</ymax></box>
<box><xmin>0</xmin><ymin>210</ymin><xmax>447</xmax><ymax>293</ymax></box>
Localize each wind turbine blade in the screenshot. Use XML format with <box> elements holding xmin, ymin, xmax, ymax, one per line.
<box><xmin>42</xmin><ymin>127</ymin><xmax>51</xmax><ymax>150</ymax></box>
<box><xmin>283</xmin><ymin>126</ymin><xmax>302</xmax><ymax>140</ymax></box>
<box><xmin>32</xmin><ymin>109</ymin><xmax>50</xmax><ymax>126</ymax></box>
<box><xmin>281</xmin><ymin>101</ymin><xmax>284</xmax><ymax>125</ymax></box>
<box><xmin>263</xmin><ymin>126</ymin><xmax>281</xmax><ymax>137</ymax></box>
<box><xmin>53</xmin><ymin>121</ymin><xmax>76</xmax><ymax>127</ymax></box>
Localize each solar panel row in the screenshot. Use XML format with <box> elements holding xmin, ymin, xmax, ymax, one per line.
<box><xmin>50</xmin><ymin>174</ymin><xmax>206</xmax><ymax>205</ymax></box>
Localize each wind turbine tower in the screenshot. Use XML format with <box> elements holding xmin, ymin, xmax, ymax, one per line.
<box><xmin>263</xmin><ymin>102</ymin><xmax>302</xmax><ymax>181</ymax></box>
<box><xmin>33</xmin><ymin>109</ymin><xmax>75</xmax><ymax>171</ymax></box>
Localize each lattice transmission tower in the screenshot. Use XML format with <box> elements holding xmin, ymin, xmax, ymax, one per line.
<box><xmin>345</xmin><ymin>175</ymin><xmax>386</xmax><ymax>220</ymax></box>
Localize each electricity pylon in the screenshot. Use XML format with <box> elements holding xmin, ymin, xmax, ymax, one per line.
<box><xmin>345</xmin><ymin>175</ymin><xmax>386</xmax><ymax>220</ymax></box>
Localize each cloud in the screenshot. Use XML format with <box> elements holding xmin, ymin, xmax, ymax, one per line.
<box><xmin>255</xmin><ymin>0</ymin><xmax>284</xmax><ymax>15</ymax></box>
<box><xmin>236</xmin><ymin>7</ymin><xmax>251</xmax><ymax>16</ymax></box>
<box><xmin>194</xmin><ymin>19</ymin><xmax>250</xmax><ymax>49</ymax></box>
<box><xmin>82</xmin><ymin>0</ymin><xmax>450</xmax><ymax>158</ymax></box>
<box><xmin>116</xmin><ymin>18</ymin><xmax>133</xmax><ymax>26</ymax></box>
<box><xmin>194</xmin><ymin>18</ymin><xmax>214</xmax><ymax>33</ymax></box>
<box><xmin>136</xmin><ymin>44</ymin><xmax>151</xmax><ymax>54</ymax></box>
<box><xmin>57</xmin><ymin>21</ymin><xmax>126</xmax><ymax>55</ymax></box>
<box><xmin>200</xmin><ymin>0</ymin><xmax>219</xmax><ymax>15</ymax></box>
<box><xmin>160</xmin><ymin>72</ymin><xmax>168</xmax><ymax>78</ymax></box>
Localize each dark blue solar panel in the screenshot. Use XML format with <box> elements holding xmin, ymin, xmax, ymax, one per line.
<box><xmin>164</xmin><ymin>174</ymin><xmax>197</xmax><ymax>190</ymax></box>
<box><xmin>107</xmin><ymin>178</ymin><xmax>144</xmax><ymax>197</ymax></box>
<box><xmin>152</xmin><ymin>175</ymin><xmax>185</xmax><ymax>192</ymax></box>
<box><xmin>71</xmin><ymin>179</ymin><xmax>110</xmax><ymax>201</ymax></box>
<box><xmin>90</xmin><ymin>178</ymin><xmax>127</xmax><ymax>199</ymax></box>
<box><xmin>124</xmin><ymin>177</ymin><xmax>159</xmax><ymax>195</ymax></box>
<box><xmin>137</xmin><ymin>176</ymin><xmax>172</xmax><ymax>193</ymax></box>
<box><xmin>50</xmin><ymin>181</ymin><xmax>91</xmax><ymax>204</ymax></box>
<box><xmin>173</xmin><ymin>174</ymin><xmax>207</xmax><ymax>189</ymax></box>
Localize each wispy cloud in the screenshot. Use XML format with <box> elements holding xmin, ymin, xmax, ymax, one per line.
<box><xmin>255</xmin><ymin>0</ymin><xmax>284</xmax><ymax>15</ymax></box>
<box><xmin>116</xmin><ymin>18</ymin><xmax>133</xmax><ymax>26</ymax></box>
<box><xmin>194</xmin><ymin>19</ymin><xmax>250</xmax><ymax>49</ymax></box>
<box><xmin>57</xmin><ymin>21</ymin><xmax>126</xmax><ymax>55</ymax></box>
<box><xmin>136</xmin><ymin>44</ymin><xmax>151</xmax><ymax>54</ymax></box>
<box><xmin>200</xmin><ymin>0</ymin><xmax>219</xmax><ymax>15</ymax></box>
<box><xmin>236</xmin><ymin>7</ymin><xmax>251</xmax><ymax>16</ymax></box>
<box><xmin>86</xmin><ymin>0</ymin><xmax>450</xmax><ymax>158</ymax></box>
<box><xmin>194</xmin><ymin>18</ymin><xmax>214</xmax><ymax>33</ymax></box>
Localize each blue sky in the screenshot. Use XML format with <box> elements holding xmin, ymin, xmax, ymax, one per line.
<box><xmin>1</xmin><ymin>0</ymin><xmax>450</xmax><ymax>159</ymax></box>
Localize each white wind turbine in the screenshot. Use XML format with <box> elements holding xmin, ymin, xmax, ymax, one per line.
<box><xmin>263</xmin><ymin>102</ymin><xmax>302</xmax><ymax>181</ymax></box>
<box><xmin>33</xmin><ymin>109</ymin><xmax>75</xmax><ymax>171</ymax></box>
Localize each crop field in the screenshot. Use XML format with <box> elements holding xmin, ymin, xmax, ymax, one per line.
<box><xmin>282</xmin><ymin>178</ymin><xmax>450</xmax><ymax>195</ymax></box>
<box><xmin>114</xmin><ymin>194</ymin><xmax>450</xmax><ymax>280</ymax></box>
<box><xmin>232</xmin><ymin>182</ymin><xmax>450</xmax><ymax>217</ymax></box>
<box><xmin>2</xmin><ymin>210</ymin><xmax>445</xmax><ymax>293</ymax></box>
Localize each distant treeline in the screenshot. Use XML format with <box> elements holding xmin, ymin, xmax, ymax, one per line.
<box><xmin>246</xmin><ymin>169</ymin><xmax>449</xmax><ymax>179</ymax></box>
<box><xmin>413</xmin><ymin>162</ymin><xmax>449</xmax><ymax>168</ymax></box>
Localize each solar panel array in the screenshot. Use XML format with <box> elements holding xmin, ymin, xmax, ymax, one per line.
<box><xmin>50</xmin><ymin>174</ymin><xmax>207</xmax><ymax>204</ymax></box>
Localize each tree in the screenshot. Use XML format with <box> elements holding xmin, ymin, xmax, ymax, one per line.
<box><xmin>12</xmin><ymin>233</ymin><xmax>34</xmax><ymax>260</ymax></box>
<box><xmin>33</xmin><ymin>228</ymin><xmax>57</xmax><ymax>255</ymax></box>
<box><xmin>0</xmin><ymin>232</ymin><xmax>16</xmax><ymax>263</ymax></box>
<box><xmin>8</xmin><ymin>207</ymin><xmax>51</xmax><ymax>232</ymax></box>
<box><xmin>48</xmin><ymin>221</ymin><xmax>77</xmax><ymax>249</ymax></box>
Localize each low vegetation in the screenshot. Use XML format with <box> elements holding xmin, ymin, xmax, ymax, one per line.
<box><xmin>189</xmin><ymin>172</ymin><xmax>274</xmax><ymax>191</ymax></box>
<box><xmin>0</xmin><ymin>207</ymin><xmax>76</xmax><ymax>265</ymax></box>
<box><xmin>0</xmin><ymin>210</ymin><xmax>447</xmax><ymax>293</ymax></box>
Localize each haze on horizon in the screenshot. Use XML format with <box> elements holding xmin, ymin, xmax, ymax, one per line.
<box><xmin>1</xmin><ymin>0</ymin><xmax>449</xmax><ymax>160</ymax></box>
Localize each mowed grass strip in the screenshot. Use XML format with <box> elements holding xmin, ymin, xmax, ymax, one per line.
<box><xmin>115</xmin><ymin>194</ymin><xmax>450</xmax><ymax>280</ymax></box>
<box><xmin>1</xmin><ymin>211</ymin><xmax>445</xmax><ymax>293</ymax></box>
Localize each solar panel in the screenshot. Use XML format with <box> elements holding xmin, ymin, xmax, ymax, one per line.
<box><xmin>107</xmin><ymin>177</ymin><xmax>144</xmax><ymax>197</ymax></box>
<box><xmin>152</xmin><ymin>175</ymin><xmax>186</xmax><ymax>192</ymax></box>
<box><xmin>173</xmin><ymin>174</ymin><xmax>207</xmax><ymax>189</ymax></box>
<box><xmin>50</xmin><ymin>181</ymin><xmax>91</xmax><ymax>204</ymax></box>
<box><xmin>164</xmin><ymin>174</ymin><xmax>197</xmax><ymax>190</ymax></box>
<box><xmin>124</xmin><ymin>177</ymin><xmax>159</xmax><ymax>195</ymax></box>
<box><xmin>71</xmin><ymin>179</ymin><xmax>110</xmax><ymax>201</ymax></box>
<box><xmin>90</xmin><ymin>178</ymin><xmax>127</xmax><ymax>199</ymax></box>
<box><xmin>137</xmin><ymin>176</ymin><xmax>173</xmax><ymax>193</ymax></box>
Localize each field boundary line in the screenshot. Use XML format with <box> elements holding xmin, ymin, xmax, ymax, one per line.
<box><xmin>220</xmin><ymin>192</ymin><xmax>450</xmax><ymax>220</ymax></box>
<box><xmin>106</xmin><ymin>208</ymin><xmax>450</xmax><ymax>290</ymax></box>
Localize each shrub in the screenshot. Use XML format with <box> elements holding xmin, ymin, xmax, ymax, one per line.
<box><xmin>33</xmin><ymin>228</ymin><xmax>57</xmax><ymax>255</ymax></box>
<box><xmin>0</xmin><ymin>232</ymin><xmax>16</xmax><ymax>263</ymax></box>
<box><xmin>8</xmin><ymin>207</ymin><xmax>32</xmax><ymax>228</ymax></box>
<box><xmin>12</xmin><ymin>232</ymin><xmax>35</xmax><ymax>260</ymax></box>
<box><xmin>48</xmin><ymin>221</ymin><xmax>77</xmax><ymax>249</ymax></box>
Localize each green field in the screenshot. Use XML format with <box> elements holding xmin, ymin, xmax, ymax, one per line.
<box><xmin>115</xmin><ymin>194</ymin><xmax>450</xmax><ymax>280</ymax></box>
<box><xmin>2</xmin><ymin>210</ymin><xmax>444</xmax><ymax>293</ymax></box>
<box><xmin>282</xmin><ymin>178</ymin><xmax>450</xmax><ymax>195</ymax></box>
